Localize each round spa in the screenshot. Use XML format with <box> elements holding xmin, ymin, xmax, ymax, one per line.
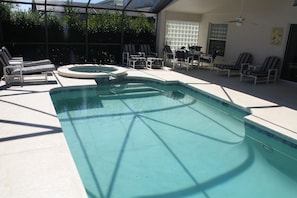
<box><xmin>57</xmin><ymin>64</ymin><xmax>127</xmax><ymax>79</ymax></box>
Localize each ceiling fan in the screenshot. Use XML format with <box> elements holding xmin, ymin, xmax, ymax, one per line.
<box><xmin>228</xmin><ymin>16</ymin><xmax>245</xmax><ymax>26</ymax></box>
<box><xmin>228</xmin><ymin>0</ymin><xmax>247</xmax><ymax>26</ymax></box>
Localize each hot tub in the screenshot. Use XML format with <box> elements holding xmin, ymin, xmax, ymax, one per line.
<box><xmin>57</xmin><ymin>64</ymin><xmax>127</xmax><ymax>79</ymax></box>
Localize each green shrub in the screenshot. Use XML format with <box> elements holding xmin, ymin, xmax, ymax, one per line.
<box><xmin>0</xmin><ymin>2</ymin><xmax>12</xmax><ymax>21</ymax></box>
<box><xmin>63</xmin><ymin>4</ymin><xmax>83</xmax><ymax>30</ymax></box>
<box><xmin>10</xmin><ymin>9</ymin><xmax>44</xmax><ymax>28</ymax></box>
<box><xmin>1</xmin><ymin>2</ymin><xmax>156</xmax><ymax>64</ymax></box>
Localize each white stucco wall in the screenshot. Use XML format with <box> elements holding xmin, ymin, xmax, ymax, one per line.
<box><xmin>156</xmin><ymin>11</ymin><xmax>201</xmax><ymax>56</ymax></box>
<box><xmin>157</xmin><ymin>0</ymin><xmax>297</xmax><ymax>65</ymax></box>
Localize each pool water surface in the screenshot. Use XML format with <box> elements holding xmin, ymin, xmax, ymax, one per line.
<box><xmin>50</xmin><ymin>80</ymin><xmax>297</xmax><ymax>198</ymax></box>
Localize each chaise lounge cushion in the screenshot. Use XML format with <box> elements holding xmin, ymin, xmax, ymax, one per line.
<box><xmin>2</xmin><ymin>46</ymin><xmax>52</xmax><ymax>66</ymax></box>
<box><xmin>10</xmin><ymin>64</ymin><xmax>56</xmax><ymax>75</ymax></box>
<box><xmin>216</xmin><ymin>52</ymin><xmax>253</xmax><ymax>70</ymax></box>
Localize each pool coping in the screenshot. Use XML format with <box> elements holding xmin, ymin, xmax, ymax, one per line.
<box><xmin>57</xmin><ymin>64</ymin><xmax>128</xmax><ymax>79</ymax></box>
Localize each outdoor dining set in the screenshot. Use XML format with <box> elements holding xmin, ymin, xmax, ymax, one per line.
<box><xmin>123</xmin><ymin>44</ymin><xmax>217</xmax><ymax>70</ymax></box>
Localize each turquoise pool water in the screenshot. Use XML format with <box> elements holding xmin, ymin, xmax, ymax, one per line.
<box><xmin>50</xmin><ymin>80</ymin><xmax>297</xmax><ymax>198</ymax></box>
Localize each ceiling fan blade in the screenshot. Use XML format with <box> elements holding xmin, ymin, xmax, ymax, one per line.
<box><xmin>246</xmin><ymin>21</ymin><xmax>258</xmax><ymax>26</ymax></box>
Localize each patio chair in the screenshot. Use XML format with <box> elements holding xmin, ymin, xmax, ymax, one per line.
<box><xmin>122</xmin><ymin>44</ymin><xmax>146</xmax><ymax>68</ymax></box>
<box><xmin>173</xmin><ymin>47</ymin><xmax>194</xmax><ymax>71</ymax></box>
<box><xmin>163</xmin><ymin>45</ymin><xmax>175</xmax><ymax>66</ymax></box>
<box><xmin>0</xmin><ymin>51</ymin><xmax>55</xmax><ymax>85</ymax></box>
<box><xmin>2</xmin><ymin>46</ymin><xmax>52</xmax><ymax>66</ymax></box>
<box><xmin>199</xmin><ymin>49</ymin><xmax>219</xmax><ymax>69</ymax></box>
<box><xmin>240</xmin><ymin>56</ymin><xmax>280</xmax><ymax>85</ymax></box>
<box><xmin>215</xmin><ymin>52</ymin><xmax>253</xmax><ymax>77</ymax></box>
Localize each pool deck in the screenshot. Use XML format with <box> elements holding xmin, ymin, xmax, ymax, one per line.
<box><xmin>1</xmin><ymin>66</ymin><xmax>297</xmax><ymax>197</ymax></box>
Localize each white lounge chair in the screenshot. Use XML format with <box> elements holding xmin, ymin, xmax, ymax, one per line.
<box><xmin>0</xmin><ymin>50</ymin><xmax>55</xmax><ymax>85</ymax></box>
<box><xmin>215</xmin><ymin>52</ymin><xmax>253</xmax><ymax>77</ymax></box>
<box><xmin>1</xmin><ymin>46</ymin><xmax>51</xmax><ymax>67</ymax></box>
<box><xmin>139</xmin><ymin>44</ymin><xmax>157</xmax><ymax>58</ymax></box>
<box><xmin>122</xmin><ymin>44</ymin><xmax>146</xmax><ymax>68</ymax></box>
<box><xmin>240</xmin><ymin>56</ymin><xmax>280</xmax><ymax>85</ymax></box>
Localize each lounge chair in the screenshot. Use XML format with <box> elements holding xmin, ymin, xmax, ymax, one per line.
<box><xmin>240</xmin><ymin>56</ymin><xmax>280</xmax><ymax>85</ymax></box>
<box><xmin>139</xmin><ymin>44</ymin><xmax>163</xmax><ymax>69</ymax></box>
<box><xmin>122</xmin><ymin>44</ymin><xmax>146</xmax><ymax>68</ymax></box>
<box><xmin>2</xmin><ymin>46</ymin><xmax>52</xmax><ymax>66</ymax></box>
<box><xmin>215</xmin><ymin>52</ymin><xmax>253</xmax><ymax>77</ymax></box>
<box><xmin>139</xmin><ymin>44</ymin><xmax>157</xmax><ymax>58</ymax></box>
<box><xmin>0</xmin><ymin>51</ymin><xmax>55</xmax><ymax>85</ymax></box>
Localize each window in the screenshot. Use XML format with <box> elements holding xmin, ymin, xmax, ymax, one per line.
<box><xmin>207</xmin><ymin>23</ymin><xmax>228</xmax><ymax>56</ymax></box>
<box><xmin>165</xmin><ymin>20</ymin><xmax>199</xmax><ymax>51</ymax></box>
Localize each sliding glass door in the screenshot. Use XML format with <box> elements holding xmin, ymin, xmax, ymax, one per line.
<box><xmin>281</xmin><ymin>24</ymin><xmax>297</xmax><ymax>83</ymax></box>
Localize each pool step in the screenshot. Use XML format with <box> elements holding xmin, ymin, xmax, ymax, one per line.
<box><xmin>96</xmin><ymin>85</ymin><xmax>162</xmax><ymax>99</ymax></box>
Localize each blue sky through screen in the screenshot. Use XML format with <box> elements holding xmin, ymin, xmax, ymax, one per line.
<box><xmin>12</xmin><ymin>0</ymin><xmax>107</xmax><ymax>11</ymax></box>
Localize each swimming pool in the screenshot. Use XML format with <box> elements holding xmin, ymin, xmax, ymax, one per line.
<box><xmin>50</xmin><ymin>79</ymin><xmax>297</xmax><ymax>198</ymax></box>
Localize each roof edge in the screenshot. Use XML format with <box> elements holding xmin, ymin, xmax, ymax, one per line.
<box><xmin>150</xmin><ymin>0</ymin><xmax>173</xmax><ymax>13</ymax></box>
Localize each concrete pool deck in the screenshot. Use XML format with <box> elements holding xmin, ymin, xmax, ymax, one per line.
<box><xmin>1</xmin><ymin>66</ymin><xmax>297</xmax><ymax>197</ymax></box>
